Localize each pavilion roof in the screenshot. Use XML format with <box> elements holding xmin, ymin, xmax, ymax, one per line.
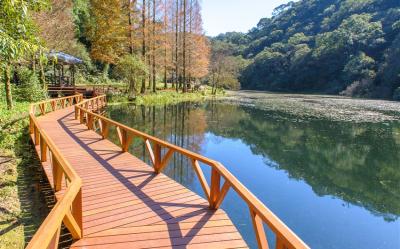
<box><xmin>48</xmin><ymin>51</ymin><xmax>83</xmax><ymax>65</ymax></box>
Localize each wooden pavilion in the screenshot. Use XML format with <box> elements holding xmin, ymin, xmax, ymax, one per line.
<box><xmin>47</xmin><ymin>51</ymin><xmax>83</xmax><ymax>87</ymax></box>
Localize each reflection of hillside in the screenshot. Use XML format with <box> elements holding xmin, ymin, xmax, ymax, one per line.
<box><xmin>206</xmin><ymin>102</ymin><xmax>400</xmax><ymax>220</ymax></box>
<box><xmin>106</xmin><ymin>101</ymin><xmax>400</xmax><ymax>220</ymax></box>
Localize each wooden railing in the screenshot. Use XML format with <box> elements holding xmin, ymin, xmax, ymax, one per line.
<box><xmin>27</xmin><ymin>95</ymin><xmax>84</xmax><ymax>249</ymax></box>
<box><xmin>76</xmin><ymin>95</ymin><xmax>310</xmax><ymax>249</ymax></box>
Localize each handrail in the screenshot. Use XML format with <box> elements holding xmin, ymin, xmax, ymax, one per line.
<box><xmin>76</xmin><ymin>95</ymin><xmax>310</xmax><ymax>249</ymax></box>
<box><xmin>27</xmin><ymin>94</ymin><xmax>84</xmax><ymax>249</ymax></box>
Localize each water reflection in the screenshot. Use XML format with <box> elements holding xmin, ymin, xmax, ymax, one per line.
<box><xmin>105</xmin><ymin>100</ymin><xmax>400</xmax><ymax>249</ymax></box>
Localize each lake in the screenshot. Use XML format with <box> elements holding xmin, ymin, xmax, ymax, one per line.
<box><xmin>104</xmin><ymin>97</ymin><xmax>400</xmax><ymax>249</ymax></box>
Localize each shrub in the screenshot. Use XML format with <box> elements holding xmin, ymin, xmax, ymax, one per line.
<box><xmin>393</xmin><ymin>87</ymin><xmax>400</xmax><ymax>101</ymax></box>
<box><xmin>340</xmin><ymin>79</ymin><xmax>373</xmax><ymax>97</ymax></box>
<box><xmin>14</xmin><ymin>67</ymin><xmax>47</xmax><ymax>102</ymax></box>
<box><xmin>113</xmin><ymin>55</ymin><xmax>148</xmax><ymax>99</ymax></box>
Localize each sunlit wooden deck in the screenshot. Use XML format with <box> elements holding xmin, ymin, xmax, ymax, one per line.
<box><xmin>27</xmin><ymin>95</ymin><xmax>309</xmax><ymax>249</ymax></box>
<box><xmin>33</xmin><ymin>106</ymin><xmax>248</xmax><ymax>248</ymax></box>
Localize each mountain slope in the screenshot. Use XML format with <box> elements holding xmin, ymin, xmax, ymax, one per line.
<box><xmin>213</xmin><ymin>0</ymin><xmax>400</xmax><ymax>99</ymax></box>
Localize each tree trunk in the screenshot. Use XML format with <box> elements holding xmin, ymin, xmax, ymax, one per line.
<box><xmin>128</xmin><ymin>0</ymin><xmax>136</xmax><ymax>54</ymax></box>
<box><xmin>141</xmin><ymin>0</ymin><xmax>147</xmax><ymax>94</ymax></box>
<box><xmin>5</xmin><ymin>64</ymin><xmax>13</xmax><ymax>110</ymax></box>
<box><xmin>188</xmin><ymin>0</ymin><xmax>192</xmax><ymax>86</ymax></box>
<box><xmin>182</xmin><ymin>0</ymin><xmax>187</xmax><ymax>93</ymax></box>
<box><xmin>39</xmin><ymin>49</ymin><xmax>46</xmax><ymax>90</ymax></box>
<box><xmin>147</xmin><ymin>0</ymin><xmax>152</xmax><ymax>90</ymax></box>
<box><xmin>152</xmin><ymin>0</ymin><xmax>156</xmax><ymax>93</ymax></box>
<box><xmin>31</xmin><ymin>54</ymin><xmax>36</xmax><ymax>74</ymax></box>
<box><xmin>164</xmin><ymin>0</ymin><xmax>168</xmax><ymax>89</ymax></box>
<box><xmin>175</xmin><ymin>0</ymin><xmax>179</xmax><ymax>92</ymax></box>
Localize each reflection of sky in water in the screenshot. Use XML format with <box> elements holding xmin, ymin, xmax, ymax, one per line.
<box><xmin>106</xmin><ymin>102</ymin><xmax>400</xmax><ymax>249</ymax></box>
<box><xmin>201</xmin><ymin>132</ymin><xmax>400</xmax><ymax>249</ymax></box>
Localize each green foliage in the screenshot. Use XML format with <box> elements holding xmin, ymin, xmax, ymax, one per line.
<box><xmin>343</xmin><ymin>52</ymin><xmax>376</xmax><ymax>84</ymax></box>
<box><xmin>393</xmin><ymin>88</ymin><xmax>400</xmax><ymax>101</ymax></box>
<box><xmin>213</xmin><ymin>0</ymin><xmax>400</xmax><ymax>99</ymax></box>
<box><xmin>0</xmin><ymin>0</ymin><xmax>47</xmax><ymax>62</ymax></box>
<box><xmin>13</xmin><ymin>67</ymin><xmax>47</xmax><ymax>102</ymax></box>
<box><xmin>113</xmin><ymin>55</ymin><xmax>148</xmax><ymax>98</ymax></box>
<box><xmin>208</xmin><ymin>39</ymin><xmax>249</xmax><ymax>91</ymax></box>
<box><xmin>393</xmin><ymin>87</ymin><xmax>400</xmax><ymax>101</ymax></box>
<box><xmin>0</xmin><ymin>100</ymin><xmax>48</xmax><ymax>248</ymax></box>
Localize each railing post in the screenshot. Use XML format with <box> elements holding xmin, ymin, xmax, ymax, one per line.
<box><xmin>34</xmin><ymin>126</ymin><xmax>40</xmax><ymax>145</ymax></box>
<box><xmin>117</xmin><ymin>127</ymin><xmax>133</xmax><ymax>152</ymax></box>
<box><xmin>210</xmin><ymin>168</ymin><xmax>221</xmax><ymax>209</ymax></box>
<box><xmin>50</xmin><ymin>101</ymin><xmax>56</xmax><ymax>111</ymax></box>
<box><xmin>72</xmin><ymin>188</ymin><xmax>83</xmax><ymax>238</ymax></box>
<box><xmin>100</xmin><ymin>119</ymin><xmax>109</xmax><ymax>139</ymax></box>
<box><xmin>79</xmin><ymin>109</ymin><xmax>84</xmax><ymax>124</ymax></box>
<box><xmin>39</xmin><ymin>103</ymin><xmax>46</xmax><ymax>115</ymax></box>
<box><xmin>29</xmin><ymin>116</ymin><xmax>34</xmax><ymax>134</ymax></box>
<box><xmin>87</xmin><ymin>113</ymin><xmax>94</xmax><ymax>130</ymax></box>
<box><xmin>154</xmin><ymin>143</ymin><xmax>161</xmax><ymax>173</ymax></box>
<box><xmin>40</xmin><ymin>135</ymin><xmax>47</xmax><ymax>162</ymax></box>
<box><xmin>52</xmin><ymin>154</ymin><xmax>63</xmax><ymax>192</ymax></box>
<box><xmin>75</xmin><ymin>106</ymin><xmax>79</xmax><ymax>120</ymax></box>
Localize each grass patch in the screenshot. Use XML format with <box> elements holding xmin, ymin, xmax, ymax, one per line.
<box><xmin>0</xmin><ymin>101</ymin><xmax>48</xmax><ymax>249</ymax></box>
<box><xmin>107</xmin><ymin>87</ymin><xmax>224</xmax><ymax>106</ymax></box>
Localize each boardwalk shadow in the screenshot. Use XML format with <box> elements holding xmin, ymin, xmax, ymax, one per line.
<box><xmin>56</xmin><ymin>111</ymin><xmax>215</xmax><ymax>247</ymax></box>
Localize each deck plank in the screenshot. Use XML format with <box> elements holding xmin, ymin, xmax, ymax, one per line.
<box><xmin>35</xmin><ymin>107</ymin><xmax>248</xmax><ymax>249</ymax></box>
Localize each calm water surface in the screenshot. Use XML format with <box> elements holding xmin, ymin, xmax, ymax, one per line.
<box><xmin>105</xmin><ymin>100</ymin><xmax>400</xmax><ymax>249</ymax></box>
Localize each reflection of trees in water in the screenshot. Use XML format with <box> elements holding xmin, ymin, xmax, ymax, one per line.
<box><xmin>107</xmin><ymin>100</ymin><xmax>400</xmax><ymax>220</ymax></box>
<box><xmin>206</xmin><ymin>101</ymin><xmax>400</xmax><ymax>220</ymax></box>
<box><xmin>107</xmin><ymin>102</ymin><xmax>207</xmax><ymax>189</ymax></box>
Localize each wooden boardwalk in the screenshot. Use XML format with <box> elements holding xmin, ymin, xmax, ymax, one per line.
<box><xmin>27</xmin><ymin>95</ymin><xmax>309</xmax><ymax>249</ymax></box>
<box><xmin>34</xmin><ymin>107</ymin><xmax>248</xmax><ymax>248</ymax></box>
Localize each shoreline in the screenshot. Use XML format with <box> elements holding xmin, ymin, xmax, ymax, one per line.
<box><xmin>221</xmin><ymin>90</ymin><xmax>400</xmax><ymax>123</ymax></box>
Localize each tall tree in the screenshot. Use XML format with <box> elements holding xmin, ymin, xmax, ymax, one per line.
<box><xmin>182</xmin><ymin>0</ymin><xmax>187</xmax><ymax>92</ymax></box>
<box><xmin>174</xmin><ymin>0</ymin><xmax>179</xmax><ymax>91</ymax></box>
<box><xmin>0</xmin><ymin>0</ymin><xmax>47</xmax><ymax>109</ymax></box>
<box><xmin>141</xmin><ymin>0</ymin><xmax>147</xmax><ymax>93</ymax></box>
<box><xmin>89</xmin><ymin>0</ymin><xmax>127</xmax><ymax>67</ymax></box>
<box><xmin>152</xmin><ymin>0</ymin><xmax>157</xmax><ymax>92</ymax></box>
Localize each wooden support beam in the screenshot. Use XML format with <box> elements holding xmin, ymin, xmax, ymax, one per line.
<box><xmin>154</xmin><ymin>143</ymin><xmax>161</xmax><ymax>172</ymax></box>
<box><xmin>40</xmin><ymin>135</ymin><xmax>47</xmax><ymax>162</ymax></box>
<box><xmin>87</xmin><ymin>113</ymin><xmax>94</xmax><ymax>130</ymax></box>
<box><xmin>155</xmin><ymin>148</ymin><xmax>175</xmax><ymax>174</ymax></box>
<box><xmin>34</xmin><ymin>126</ymin><xmax>40</xmax><ymax>145</ymax></box>
<box><xmin>74</xmin><ymin>106</ymin><xmax>79</xmax><ymax>120</ymax></box>
<box><xmin>39</xmin><ymin>103</ymin><xmax>46</xmax><ymax>115</ymax></box>
<box><xmin>214</xmin><ymin>180</ymin><xmax>231</xmax><ymax>209</ymax></box>
<box><xmin>71</xmin><ymin>188</ymin><xmax>83</xmax><ymax>238</ymax></box>
<box><xmin>63</xmin><ymin>211</ymin><xmax>82</xmax><ymax>240</ymax></box>
<box><xmin>250</xmin><ymin>208</ymin><xmax>269</xmax><ymax>249</ymax></box>
<box><xmin>145</xmin><ymin>139</ymin><xmax>155</xmax><ymax>166</ymax></box>
<box><xmin>117</xmin><ymin>127</ymin><xmax>133</xmax><ymax>152</ymax></box>
<box><xmin>29</xmin><ymin>116</ymin><xmax>34</xmax><ymax>134</ymax></box>
<box><xmin>52</xmin><ymin>154</ymin><xmax>63</xmax><ymax>192</ymax></box>
<box><xmin>276</xmin><ymin>237</ymin><xmax>292</xmax><ymax>249</ymax></box>
<box><xmin>47</xmin><ymin>227</ymin><xmax>61</xmax><ymax>249</ymax></box>
<box><xmin>50</xmin><ymin>101</ymin><xmax>56</xmax><ymax>111</ymax></box>
<box><xmin>191</xmin><ymin>159</ymin><xmax>211</xmax><ymax>201</ymax></box>
<box><xmin>100</xmin><ymin>119</ymin><xmax>109</xmax><ymax>139</ymax></box>
<box><xmin>210</xmin><ymin>168</ymin><xmax>221</xmax><ymax>209</ymax></box>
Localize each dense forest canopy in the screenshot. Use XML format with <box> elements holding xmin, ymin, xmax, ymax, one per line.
<box><xmin>0</xmin><ymin>0</ymin><xmax>210</xmax><ymax>109</ymax></box>
<box><xmin>211</xmin><ymin>0</ymin><xmax>400</xmax><ymax>100</ymax></box>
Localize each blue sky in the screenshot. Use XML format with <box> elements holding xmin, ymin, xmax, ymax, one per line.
<box><xmin>202</xmin><ymin>0</ymin><xmax>292</xmax><ymax>36</ymax></box>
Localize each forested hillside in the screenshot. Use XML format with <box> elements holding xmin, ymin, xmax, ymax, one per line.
<box><xmin>211</xmin><ymin>0</ymin><xmax>400</xmax><ymax>100</ymax></box>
